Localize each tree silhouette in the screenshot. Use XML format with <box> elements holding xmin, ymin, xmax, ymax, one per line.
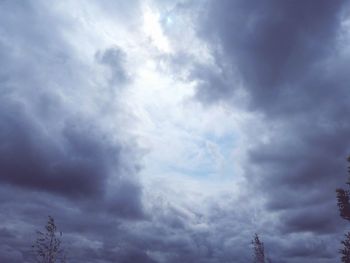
<box><xmin>252</xmin><ymin>233</ymin><xmax>265</xmax><ymax>263</ymax></box>
<box><xmin>340</xmin><ymin>233</ymin><xmax>350</xmax><ymax>263</ymax></box>
<box><xmin>336</xmin><ymin>156</ymin><xmax>350</xmax><ymax>263</ymax></box>
<box><xmin>32</xmin><ymin>216</ymin><xmax>67</xmax><ymax>263</ymax></box>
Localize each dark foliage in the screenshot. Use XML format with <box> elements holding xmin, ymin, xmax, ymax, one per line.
<box><xmin>340</xmin><ymin>233</ymin><xmax>350</xmax><ymax>263</ymax></box>
<box><xmin>336</xmin><ymin>157</ymin><xmax>350</xmax><ymax>221</ymax></box>
<box><xmin>252</xmin><ymin>233</ymin><xmax>265</xmax><ymax>263</ymax></box>
<box><xmin>336</xmin><ymin>188</ymin><xmax>350</xmax><ymax>221</ymax></box>
<box><xmin>32</xmin><ymin>216</ymin><xmax>67</xmax><ymax>263</ymax></box>
<box><xmin>336</xmin><ymin>156</ymin><xmax>350</xmax><ymax>263</ymax></box>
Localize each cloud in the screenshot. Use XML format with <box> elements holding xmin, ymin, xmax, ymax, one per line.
<box><xmin>0</xmin><ymin>245</ymin><xmax>23</xmax><ymax>263</ymax></box>
<box><xmin>96</xmin><ymin>47</ymin><xmax>130</xmax><ymax>85</ymax></box>
<box><xmin>0</xmin><ymin>1</ymin><xmax>146</xmax><ymax>260</ymax></box>
<box><xmin>185</xmin><ymin>0</ymin><xmax>350</xmax><ymax>262</ymax></box>
<box><xmin>0</xmin><ymin>101</ymin><xmax>116</xmax><ymax>198</ymax></box>
<box><xmin>197</xmin><ymin>0</ymin><xmax>348</xmax><ymax>113</ymax></box>
<box><xmin>1</xmin><ymin>0</ymin><xmax>350</xmax><ymax>263</ymax></box>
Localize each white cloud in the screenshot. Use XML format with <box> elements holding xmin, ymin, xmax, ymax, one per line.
<box><xmin>7</xmin><ymin>0</ymin><xmax>263</xmax><ymax>232</ymax></box>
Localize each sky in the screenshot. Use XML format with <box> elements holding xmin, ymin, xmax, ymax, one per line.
<box><xmin>0</xmin><ymin>0</ymin><xmax>350</xmax><ymax>262</ymax></box>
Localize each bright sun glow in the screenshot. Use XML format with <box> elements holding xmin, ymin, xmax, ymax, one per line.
<box><xmin>142</xmin><ymin>5</ymin><xmax>172</xmax><ymax>53</ymax></box>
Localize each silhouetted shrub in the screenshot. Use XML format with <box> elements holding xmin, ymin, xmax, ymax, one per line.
<box><xmin>32</xmin><ymin>216</ymin><xmax>67</xmax><ymax>263</ymax></box>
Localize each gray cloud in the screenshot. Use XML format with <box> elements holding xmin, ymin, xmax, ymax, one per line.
<box><xmin>0</xmin><ymin>0</ymin><xmax>143</xmax><ymax>205</ymax></box>
<box><xmin>0</xmin><ymin>1</ymin><xmax>147</xmax><ymax>261</ymax></box>
<box><xmin>2</xmin><ymin>0</ymin><xmax>350</xmax><ymax>263</ymax></box>
<box><xmin>187</xmin><ymin>0</ymin><xmax>350</xmax><ymax>262</ymax></box>
<box><xmin>197</xmin><ymin>0</ymin><xmax>348</xmax><ymax>112</ymax></box>
<box><xmin>0</xmin><ymin>101</ymin><xmax>116</xmax><ymax>198</ymax></box>
<box><xmin>96</xmin><ymin>47</ymin><xmax>130</xmax><ymax>86</ymax></box>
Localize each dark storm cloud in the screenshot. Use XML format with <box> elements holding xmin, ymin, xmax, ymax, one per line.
<box><xmin>191</xmin><ymin>0</ymin><xmax>350</xmax><ymax>262</ymax></box>
<box><xmin>0</xmin><ymin>1</ymin><xmax>147</xmax><ymax>262</ymax></box>
<box><xmin>0</xmin><ymin>0</ymin><xmax>143</xmax><ymax>204</ymax></box>
<box><xmin>0</xmin><ymin>246</ymin><xmax>23</xmax><ymax>263</ymax></box>
<box><xmin>0</xmin><ymin>100</ymin><xmax>116</xmax><ymax>197</ymax></box>
<box><xmin>190</xmin><ymin>63</ymin><xmax>234</xmax><ymax>104</ymax></box>
<box><xmin>118</xmin><ymin>248</ymin><xmax>159</xmax><ymax>263</ymax></box>
<box><xmin>198</xmin><ymin>0</ymin><xmax>347</xmax><ymax>113</ymax></box>
<box><xmin>278</xmin><ymin>201</ymin><xmax>342</xmax><ymax>234</ymax></box>
<box><xmin>2</xmin><ymin>0</ymin><xmax>350</xmax><ymax>263</ymax></box>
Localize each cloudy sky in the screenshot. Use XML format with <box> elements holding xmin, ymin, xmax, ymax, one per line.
<box><xmin>1</xmin><ymin>0</ymin><xmax>350</xmax><ymax>262</ymax></box>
